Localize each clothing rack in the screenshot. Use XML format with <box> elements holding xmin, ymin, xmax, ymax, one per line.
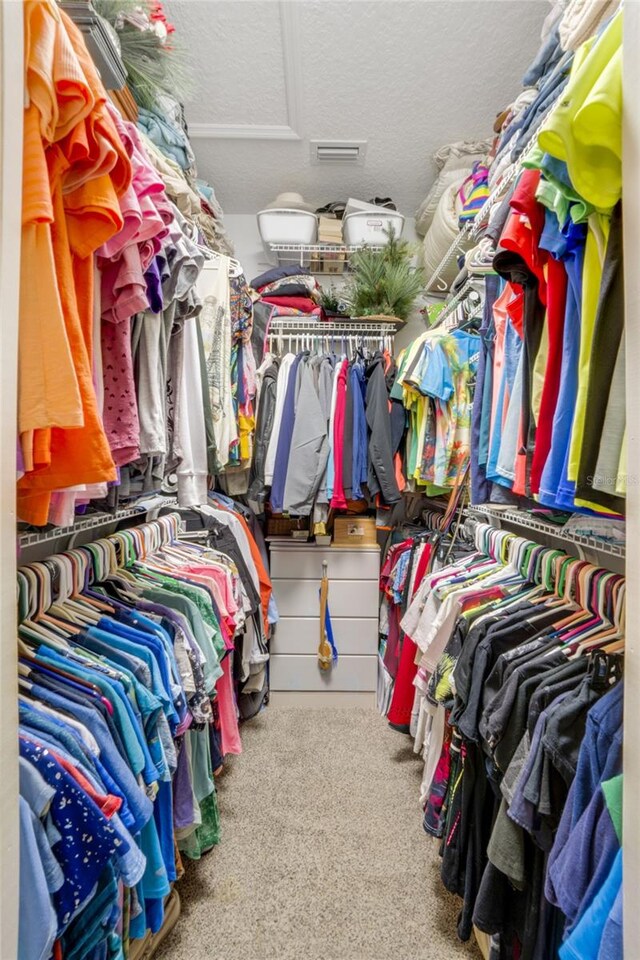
<box><xmin>18</xmin><ymin>512</ymin><xmax>183</xmax><ymax>608</ymax></box>
<box><xmin>464</xmin><ymin>519</ymin><xmax>625</xmax><ymax>598</ymax></box>
<box><xmin>390</xmin><ymin>513</ymin><xmax>625</xmax><ymax>960</ymax></box>
<box><xmin>17</xmin><ymin>510</ymin><xmax>192</xmax><ymax>960</ymax></box>
<box><xmin>18</xmin><ymin>497</ymin><xmax>179</xmax><ymax>555</ymax></box>
<box><xmin>267</xmin><ymin>317</ymin><xmax>397</xmax><ymax>355</ymax></box>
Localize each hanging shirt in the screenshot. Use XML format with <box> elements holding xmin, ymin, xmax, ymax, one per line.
<box><xmin>330</xmin><ymin>360</ymin><xmax>349</xmax><ymax>510</ymax></box>
<box><xmin>264</xmin><ymin>353</ymin><xmax>295</xmax><ymax>486</ymax></box>
<box><xmin>197</xmin><ymin>259</ymin><xmax>236</xmax><ymax>470</ymax></box>
<box><xmin>283</xmin><ymin>360</ymin><xmax>330</xmax><ymax>516</ymax></box>
<box><xmin>538</xmin><ymin>9</ymin><xmax>622</xmax><ymax>212</ymax></box>
<box><xmin>269</xmin><ymin>353</ymin><xmax>305</xmax><ymax>513</ymax></box>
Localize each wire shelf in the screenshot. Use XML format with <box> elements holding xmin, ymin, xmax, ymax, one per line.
<box><xmin>428</xmin><ymin>279</ymin><xmax>485</xmax><ymax>330</ymax></box>
<box><xmin>423</xmin><ymin>223</ymin><xmax>473</xmax><ymax>296</ymax></box>
<box><xmin>466</xmin><ymin>506</ymin><xmax>626</xmax><ymax>560</ymax></box>
<box><xmin>266</xmin><ymin>316</ymin><xmax>400</xmax><ymax>353</ymax></box>
<box><xmin>268</xmin><ymin>317</ymin><xmax>400</xmax><ymax>332</ymax></box>
<box><xmin>268</xmin><ymin>243</ymin><xmax>384</xmax><ymax>254</ymax></box>
<box><xmin>18</xmin><ymin>502</ymin><xmax>175</xmax><ymax>550</ymax></box>
<box><xmin>267</xmin><ymin>242</ymin><xmax>385</xmax><ymax>276</ymax></box>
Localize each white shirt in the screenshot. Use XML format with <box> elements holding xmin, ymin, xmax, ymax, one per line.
<box><xmin>177</xmin><ymin>317</ymin><xmax>209</xmax><ymax>506</ymax></box>
<box><xmin>197</xmin><ymin>258</ymin><xmax>237</xmax><ymax>469</ymax></box>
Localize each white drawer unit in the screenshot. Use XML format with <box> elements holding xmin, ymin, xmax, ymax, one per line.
<box><xmin>269</xmin><ymin>542</ymin><xmax>380</xmax><ymax>697</ymax></box>
<box><xmin>271</xmin><ymin>617</ymin><xmax>378</xmax><ymax>656</ymax></box>
<box><xmin>270</xmin><ymin>546</ymin><xmax>380</xmax><ymax>582</ymax></box>
<box><xmin>270</xmin><ymin>654</ymin><xmax>378</xmax><ymax>692</ymax></box>
<box><xmin>273</xmin><ymin>578</ymin><xmax>379</xmax><ymax>619</ymax></box>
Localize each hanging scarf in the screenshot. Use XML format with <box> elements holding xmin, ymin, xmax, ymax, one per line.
<box><xmin>318</xmin><ymin>563</ymin><xmax>338</xmax><ymax>670</ymax></box>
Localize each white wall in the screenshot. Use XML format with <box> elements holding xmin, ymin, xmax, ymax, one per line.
<box><xmin>166</xmin><ymin>0</ymin><xmax>547</xmax><ymax>216</ymax></box>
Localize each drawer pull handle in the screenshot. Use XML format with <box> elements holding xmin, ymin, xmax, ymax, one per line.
<box><xmin>318</xmin><ymin>560</ymin><xmax>338</xmax><ymax>671</ymax></box>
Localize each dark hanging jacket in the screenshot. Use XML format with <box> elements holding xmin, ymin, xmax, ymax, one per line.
<box><xmin>248</xmin><ymin>359</ymin><xmax>279</xmax><ymax>513</ymax></box>
<box><xmin>365</xmin><ymin>354</ymin><xmax>401</xmax><ymax>504</ymax></box>
<box><xmin>385</xmin><ymin>354</ymin><xmax>406</xmax><ymax>456</ymax></box>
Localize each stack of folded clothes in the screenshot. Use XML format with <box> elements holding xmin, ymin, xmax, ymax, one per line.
<box><xmin>250</xmin><ymin>264</ymin><xmax>322</xmax><ymax>317</ymax></box>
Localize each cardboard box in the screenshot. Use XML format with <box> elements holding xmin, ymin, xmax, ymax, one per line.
<box><xmin>318</xmin><ymin>215</ymin><xmax>344</xmax><ymax>243</ymax></box>
<box><xmin>322</xmin><ymin>251</ymin><xmax>346</xmax><ymax>274</ymax></box>
<box><xmin>332</xmin><ymin>516</ymin><xmax>377</xmax><ymax>547</ymax></box>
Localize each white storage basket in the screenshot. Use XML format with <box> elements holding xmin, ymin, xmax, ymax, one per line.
<box><xmin>257</xmin><ymin>208</ymin><xmax>318</xmax><ymax>247</ymax></box>
<box><xmin>342</xmin><ymin>210</ymin><xmax>405</xmax><ymax>246</ymax></box>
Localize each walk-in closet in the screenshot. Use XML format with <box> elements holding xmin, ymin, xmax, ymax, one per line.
<box><xmin>1</xmin><ymin>1</ymin><xmax>637</xmax><ymax>958</ymax></box>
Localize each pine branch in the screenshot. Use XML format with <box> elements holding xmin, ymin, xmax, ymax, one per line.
<box><xmin>349</xmin><ymin>229</ymin><xmax>425</xmax><ymax>321</ymax></box>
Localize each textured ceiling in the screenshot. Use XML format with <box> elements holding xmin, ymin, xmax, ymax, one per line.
<box><xmin>166</xmin><ymin>0</ymin><xmax>547</xmax><ymax>216</ymax></box>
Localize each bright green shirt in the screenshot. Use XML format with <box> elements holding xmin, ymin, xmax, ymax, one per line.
<box><xmin>538</xmin><ymin>9</ymin><xmax>622</xmax><ymax>212</ymax></box>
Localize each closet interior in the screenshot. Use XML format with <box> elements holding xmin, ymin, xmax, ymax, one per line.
<box><xmin>2</xmin><ymin>0</ymin><xmax>635</xmax><ymax>959</ymax></box>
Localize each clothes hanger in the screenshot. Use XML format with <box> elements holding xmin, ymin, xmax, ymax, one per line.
<box><xmin>569</xmin><ymin>572</ymin><xmax>624</xmax><ymax>655</ymax></box>
<box><xmin>28</xmin><ymin>566</ymin><xmax>78</xmax><ymax>638</ymax></box>
<box><xmin>42</xmin><ymin>552</ymin><xmax>105</xmax><ymax>625</ymax></box>
<box><xmin>17</xmin><ymin>565</ymin><xmax>71</xmax><ymax>644</ymax></box>
<box><xmin>25</xmin><ymin>551</ymin><xmax>99</xmax><ymax>634</ymax></box>
<box><xmin>36</xmin><ymin>562</ymin><xmax>91</xmax><ymax>634</ymax></box>
<box><xmin>204</xmin><ymin>249</ymin><xmax>243</xmax><ymax>277</ymax></box>
<box><xmin>67</xmin><ymin>551</ymin><xmax>114</xmax><ymax>613</ymax></box>
<box><xmin>549</xmin><ymin>558</ymin><xmax>594</xmax><ymax>628</ymax></box>
<box><xmin>562</xmin><ymin>568</ymin><xmax>611</xmax><ymax>646</ymax></box>
<box><xmin>601</xmin><ymin>581</ymin><xmax>626</xmax><ymax>653</ymax></box>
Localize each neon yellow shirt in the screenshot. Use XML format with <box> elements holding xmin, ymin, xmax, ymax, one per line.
<box><xmin>538</xmin><ymin>8</ymin><xmax>622</xmax><ymax>212</ymax></box>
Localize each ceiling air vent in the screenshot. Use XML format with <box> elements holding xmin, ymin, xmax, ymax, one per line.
<box><xmin>311</xmin><ymin>140</ymin><xmax>367</xmax><ymax>165</ymax></box>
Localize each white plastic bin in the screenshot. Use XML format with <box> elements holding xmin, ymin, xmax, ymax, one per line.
<box><xmin>344</xmin><ymin>197</ymin><xmax>393</xmax><ymax>218</ymax></box>
<box><xmin>342</xmin><ymin>210</ymin><xmax>405</xmax><ymax>245</ymax></box>
<box><xmin>257</xmin><ymin>208</ymin><xmax>318</xmax><ymax>246</ymax></box>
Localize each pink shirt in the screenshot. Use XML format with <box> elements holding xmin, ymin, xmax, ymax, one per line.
<box><xmin>216</xmin><ymin>653</ymin><xmax>242</xmax><ymax>757</ymax></box>
<box><xmin>330</xmin><ymin>361</ymin><xmax>349</xmax><ymax>509</ymax></box>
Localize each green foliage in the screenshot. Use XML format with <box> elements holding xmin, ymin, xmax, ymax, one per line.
<box><xmin>347</xmin><ymin>225</ymin><xmax>425</xmax><ymax>321</ymax></box>
<box><xmin>319</xmin><ymin>285</ymin><xmax>346</xmax><ymax>313</ymax></box>
<box><xmin>118</xmin><ymin>28</ymin><xmax>191</xmax><ymax>109</ymax></box>
<box><xmin>94</xmin><ymin>1</ymin><xmax>192</xmax><ymax>110</ymax></box>
<box><xmin>94</xmin><ymin>0</ymin><xmax>140</xmax><ymax>20</ymax></box>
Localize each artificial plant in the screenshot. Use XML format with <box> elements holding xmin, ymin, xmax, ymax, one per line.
<box><xmin>94</xmin><ymin>0</ymin><xmax>191</xmax><ymax>110</ymax></box>
<box><xmin>346</xmin><ymin>227</ymin><xmax>425</xmax><ymax>321</ymax></box>
<box><xmin>319</xmin><ymin>284</ymin><xmax>349</xmax><ymax>315</ymax></box>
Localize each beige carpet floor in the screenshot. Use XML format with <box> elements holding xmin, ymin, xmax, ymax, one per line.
<box><xmin>155</xmin><ymin>705</ymin><xmax>482</xmax><ymax>960</ymax></box>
